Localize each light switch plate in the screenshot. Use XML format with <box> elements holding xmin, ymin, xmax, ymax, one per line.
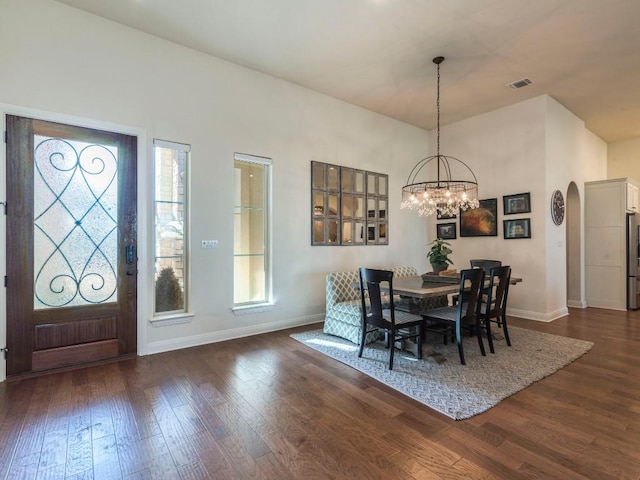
<box><xmin>201</xmin><ymin>240</ymin><xmax>218</xmax><ymax>249</ymax></box>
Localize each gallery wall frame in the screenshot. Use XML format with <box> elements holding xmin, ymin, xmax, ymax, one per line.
<box><xmin>503</xmin><ymin>192</ymin><xmax>531</xmax><ymax>215</ymax></box>
<box><xmin>437</xmin><ymin>222</ymin><xmax>457</xmax><ymax>240</ymax></box>
<box><xmin>437</xmin><ymin>211</ymin><xmax>456</xmax><ymax>220</ymax></box>
<box><xmin>460</xmin><ymin>198</ymin><xmax>498</xmax><ymax>237</ymax></box>
<box><xmin>504</xmin><ymin>218</ymin><xmax>531</xmax><ymax>239</ymax></box>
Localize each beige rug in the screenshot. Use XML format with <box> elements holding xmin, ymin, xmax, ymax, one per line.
<box><xmin>290</xmin><ymin>326</ymin><xmax>593</xmax><ymax>420</ymax></box>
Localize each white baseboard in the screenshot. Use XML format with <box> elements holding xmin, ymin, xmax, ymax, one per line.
<box><xmin>507</xmin><ymin>307</ymin><xmax>569</xmax><ymax>323</ymax></box>
<box><xmin>585</xmin><ymin>300</ymin><xmax>627</xmax><ymax>311</ymax></box>
<box><xmin>567</xmin><ymin>300</ymin><xmax>587</xmax><ymax>308</ymax></box>
<box><xmin>146</xmin><ymin>313</ymin><xmax>325</xmax><ymax>355</ymax></box>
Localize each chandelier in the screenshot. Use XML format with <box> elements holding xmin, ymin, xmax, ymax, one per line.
<box><xmin>401</xmin><ymin>56</ymin><xmax>479</xmax><ymax>217</ymax></box>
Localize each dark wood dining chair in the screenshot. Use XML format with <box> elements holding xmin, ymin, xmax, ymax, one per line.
<box><xmin>469</xmin><ymin>259</ymin><xmax>502</xmax><ymax>298</ymax></box>
<box><xmin>470</xmin><ymin>259</ymin><xmax>502</xmax><ymax>270</ymax></box>
<box><xmin>422</xmin><ymin>268</ymin><xmax>485</xmax><ymax>365</ymax></box>
<box><xmin>480</xmin><ymin>265</ymin><xmax>512</xmax><ymax>353</ymax></box>
<box><xmin>358</xmin><ymin>268</ymin><xmax>425</xmax><ymax>370</ymax></box>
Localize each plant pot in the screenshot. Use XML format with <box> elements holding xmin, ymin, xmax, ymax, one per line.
<box><xmin>431</xmin><ymin>263</ymin><xmax>448</xmax><ymax>274</ymax></box>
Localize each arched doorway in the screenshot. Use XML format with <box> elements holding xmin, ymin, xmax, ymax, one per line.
<box><xmin>566</xmin><ymin>182</ymin><xmax>584</xmax><ymax>307</ymax></box>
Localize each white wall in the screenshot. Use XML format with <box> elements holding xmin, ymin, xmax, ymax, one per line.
<box><xmin>0</xmin><ymin>0</ymin><xmax>432</xmax><ymax>367</ymax></box>
<box><xmin>545</xmin><ymin>97</ymin><xmax>607</xmax><ymax>318</ymax></box>
<box><xmin>429</xmin><ymin>97</ymin><xmax>548</xmax><ymax>317</ymax></box>
<box><xmin>428</xmin><ymin>95</ymin><xmax>606</xmax><ymax>321</ymax></box>
<box><xmin>608</xmin><ymin>137</ymin><xmax>640</xmax><ymax>180</ymax></box>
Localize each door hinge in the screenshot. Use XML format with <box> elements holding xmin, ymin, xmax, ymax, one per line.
<box><xmin>0</xmin><ymin>201</ymin><xmax>6</xmax><ymax>215</ymax></box>
<box><xmin>3</xmin><ymin>131</ymin><xmax>6</xmax><ymax>143</ymax></box>
<box><xmin>0</xmin><ymin>348</ymin><xmax>7</xmax><ymax>360</ymax></box>
<box><xmin>4</xmin><ymin>276</ymin><xmax>6</xmax><ymax>287</ymax></box>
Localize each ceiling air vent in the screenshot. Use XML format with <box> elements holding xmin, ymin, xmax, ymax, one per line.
<box><xmin>507</xmin><ymin>78</ymin><xmax>533</xmax><ymax>89</ymax></box>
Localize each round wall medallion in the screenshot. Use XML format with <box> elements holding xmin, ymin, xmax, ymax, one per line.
<box><xmin>551</xmin><ymin>190</ymin><xmax>565</xmax><ymax>225</ymax></box>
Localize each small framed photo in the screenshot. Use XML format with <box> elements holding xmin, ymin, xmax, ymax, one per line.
<box><xmin>504</xmin><ymin>218</ymin><xmax>531</xmax><ymax>239</ymax></box>
<box><xmin>437</xmin><ymin>222</ymin><xmax>457</xmax><ymax>240</ymax></box>
<box><xmin>503</xmin><ymin>192</ymin><xmax>531</xmax><ymax>215</ymax></box>
<box><xmin>437</xmin><ymin>211</ymin><xmax>456</xmax><ymax>220</ymax></box>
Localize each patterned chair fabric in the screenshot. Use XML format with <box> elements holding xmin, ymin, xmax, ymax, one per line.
<box><xmin>323</xmin><ymin>266</ymin><xmax>446</xmax><ymax>344</ymax></box>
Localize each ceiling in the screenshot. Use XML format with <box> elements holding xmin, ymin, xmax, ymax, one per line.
<box><xmin>54</xmin><ymin>0</ymin><xmax>640</xmax><ymax>143</ymax></box>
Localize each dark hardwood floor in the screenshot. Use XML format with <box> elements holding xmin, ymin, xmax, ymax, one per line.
<box><xmin>1</xmin><ymin>307</ymin><xmax>640</xmax><ymax>479</ymax></box>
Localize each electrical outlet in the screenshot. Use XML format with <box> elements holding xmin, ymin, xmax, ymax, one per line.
<box><xmin>201</xmin><ymin>239</ymin><xmax>219</xmax><ymax>249</ymax></box>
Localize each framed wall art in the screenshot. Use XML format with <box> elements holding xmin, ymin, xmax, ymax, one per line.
<box><xmin>460</xmin><ymin>198</ymin><xmax>498</xmax><ymax>237</ymax></box>
<box><xmin>504</xmin><ymin>218</ymin><xmax>531</xmax><ymax>239</ymax></box>
<box><xmin>503</xmin><ymin>192</ymin><xmax>531</xmax><ymax>215</ymax></box>
<box><xmin>436</xmin><ymin>222</ymin><xmax>457</xmax><ymax>240</ymax></box>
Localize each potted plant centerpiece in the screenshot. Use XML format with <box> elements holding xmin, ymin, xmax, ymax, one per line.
<box><xmin>427</xmin><ymin>238</ymin><xmax>453</xmax><ymax>274</ymax></box>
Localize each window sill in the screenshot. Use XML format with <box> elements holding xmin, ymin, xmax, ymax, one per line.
<box><xmin>149</xmin><ymin>312</ymin><xmax>195</xmax><ymax>327</ymax></box>
<box><xmin>232</xmin><ymin>303</ymin><xmax>276</xmax><ymax>315</ymax></box>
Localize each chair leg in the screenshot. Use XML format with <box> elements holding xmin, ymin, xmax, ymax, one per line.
<box><xmin>502</xmin><ymin>314</ymin><xmax>512</xmax><ymax>346</ymax></box>
<box><xmin>455</xmin><ymin>322</ymin><xmax>466</xmax><ymax>365</ymax></box>
<box><xmin>446</xmin><ymin>325</ymin><xmax>454</xmax><ymax>344</ymax></box>
<box><xmin>389</xmin><ymin>327</ymin><xmax>395</xmax><ymax>370</ymax></box>
<box><xmin>485</xmin><ymin>316</ymin><xmax>495</xmax><ymax>354</ymax></box>
<box><xmin>358</xmin><ymin>321</ymin><xmax>367</xmax><ymax>358</ymax></box>
<box><xmin>476</xmin><ymin>319</ymin><xmax>486</xmax><ymax>356</ymax></box>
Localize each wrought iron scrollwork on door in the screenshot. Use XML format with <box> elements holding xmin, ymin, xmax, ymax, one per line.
<box><xmin>33</xmin><ymin>135</ymin><xmax>119</xmax><ymax>308</ymax></box>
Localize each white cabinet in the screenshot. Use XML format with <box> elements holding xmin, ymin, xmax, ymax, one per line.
<box><xmin>585</xmin><ymin>178</ymin><xmax>638</xmax><ymax>310</ymax></box>
<box><xmin>627</xmin><ymin>183</ymin><xmax>638</xmax><ymax>212</ymax></box>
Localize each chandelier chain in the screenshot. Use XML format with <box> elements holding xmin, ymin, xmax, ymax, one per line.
<box><xmin>436</xmin><ymin>59</ymin><xmax>440</xmax><ymax>158</ymax></box>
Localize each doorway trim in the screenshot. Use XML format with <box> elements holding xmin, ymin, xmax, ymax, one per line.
<box><xmin>0</xmin><ymin>103</ymin><xmax>150</xmax><ymax>382</ymax></box>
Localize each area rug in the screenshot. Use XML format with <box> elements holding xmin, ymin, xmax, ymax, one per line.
<box><xmin>290</xmin><ymin>327</ymin><xmax>593</xmax><ymax>420</ymax></box>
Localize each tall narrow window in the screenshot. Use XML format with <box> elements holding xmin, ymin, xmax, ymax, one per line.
<box><xmin>234</xmin><ymin>153</ymin><xmax>272</xmax><ymax>307</ymax></box>
<box><xmin>154</xmin><ymin>139</ymin><xmax>189</xmax><ymax>315</ymax></box>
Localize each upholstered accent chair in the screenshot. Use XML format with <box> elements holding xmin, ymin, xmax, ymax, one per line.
<box><xmin>323</xmin><ymin>266</ymin><xmax>436</xmax><ymax>344</ymax></box>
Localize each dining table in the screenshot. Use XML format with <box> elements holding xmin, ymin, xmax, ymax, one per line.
<box><xmin>388</xmin><ymin>273</ymin><xmax>522</xmax><ymax>363</ymax></box>
<box><xmin>392</xmin><ymin>274</ymin><xmax>522</xmax><ymax>300</ymax></box>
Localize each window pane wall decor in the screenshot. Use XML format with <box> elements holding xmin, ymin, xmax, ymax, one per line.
<box><xmin>311</xmin><ymin>161</ymin><xmax>388</xmax><ymax>246</ymax></box>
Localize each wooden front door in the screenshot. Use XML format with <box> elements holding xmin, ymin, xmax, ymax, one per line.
<box><xmin>6</xmin><ymin>115</ymin><xmax>137</xmax><ymax>376</ymax></box>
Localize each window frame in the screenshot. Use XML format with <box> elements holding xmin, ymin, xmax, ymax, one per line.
<box><xmin>152</xmin><ymin>139</ymin><xmax>190</xmax><ymax>317</ymax></box>
<box><xmin>233</xmin><ymin>152</ymin><xmax>273</xmax><ymax>310</ymax></box>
